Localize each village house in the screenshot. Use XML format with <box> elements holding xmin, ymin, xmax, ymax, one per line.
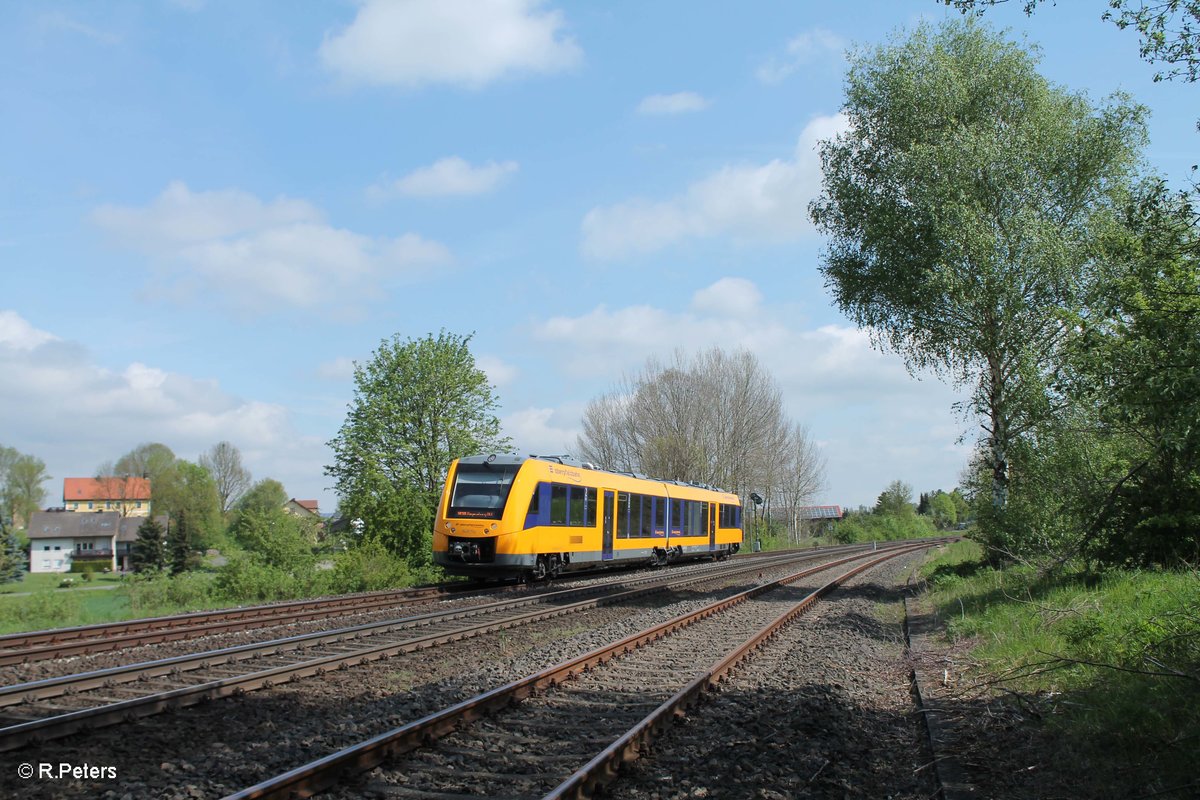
<box><xmin>63</xmin><ymin>476</ymin><xmax>152</xmax><ymax>517</ymax></box>
<box><xmin>26</xmin><ymin>510</ymin><xmax>168</xmax><ymax>573</ymax></box>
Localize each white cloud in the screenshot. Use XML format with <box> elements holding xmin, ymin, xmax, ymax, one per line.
<box><xmin>503</xmin><ymin>406</ymin><xmax>581</xmax><ymax>456</ymax></box>
<box><xmin>690</xmin><ymin>277</ymin><xmax>762</xmax><ymax>317</ymax></box>
<box><xmin>0</xmin><ymin>311</ymin><xmax>59</xmax><ymax>351</ymax></box>
<box><xmin>526</xmin><ymin>278</ymin><xmax>972</xmax><ymax>506</ymax></box>
<box><xmin>637</xmin><ymin>92</ymin><xmax>710</xmax><ymax>115</ymax></box>
<box><xmin>581</xmin><ymin>113</ymin><xmax>848</xmax><ymax>260</ymax></box>
<box><xmin>316</xmin><ymin>356</ymin><xmax>357</xmax><ymax>382</ymax></box>
<box><xmin>756</xmin><ymin>28</ymin><xmax>846</xmax><ymax>84</ymax></box>
<box><xmin>91</xmin><ymin>181</ymin><xmax>451</xmax><ymax>314</ymax></box>
<box><xmin>0</xmin><ymin>312</ymin><xmax>330</xmax><ymax>509</ymax></box>
<box><xmin>476</xmin><ymin>355</ymin><xmax>518</xmax><ymax>388</ymax></box>
<box><xmin>372</xmin><ymin>157</ymin><xmax>519</xmax><ymax>199</ymax></box>
<box><xmin>319</xmin><ymin>0</ymin><xmax>582</xmax><ymax>89</ymax></box>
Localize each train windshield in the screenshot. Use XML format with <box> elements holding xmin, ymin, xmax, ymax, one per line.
<box><xmin>448</xmin><ymin>463</ymin><xmax>520</xmax><ymax>519</ymax></box>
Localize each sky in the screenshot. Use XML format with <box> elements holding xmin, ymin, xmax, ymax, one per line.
<box><xmin>1</xmin><ymin>0</ymin><xmax>1195</xmax><ymax>515</ymax></box>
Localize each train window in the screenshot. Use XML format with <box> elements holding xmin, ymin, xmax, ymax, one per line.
<box><xmin>528</xmin><ymin>485</ymin><xmax>541</xmax><ymax>516</ymax></box>
<box><xmin>568</xmin><ymin>486</ymin><xmax>585</xmax><ymax>526</ymax></box>
<box><xmin>449</xmin><ymin>463</ymin><xmax>520</xmax><ymax>520</ymax></box>
<box><xmin>687</xmin><ymin>501</ymin><xmax>703</xmax><ymax>536</ymax></box>
<box><xmin>640</xmin><ymin>495</ymin><xmax>652</xmax><ymax>536</ymax></box>
<box><xmin>584</xmin><ymin>487</ymin><xmax>596</xmax><ymax>527</ymax></box>
<box><xmin>671</xmin><ymin>499</ymin><xmax>682</xmax><ymax>532</ymax></box>
<box><xmin>617</xmin><ymin>492</ymin><xmax>630</xmax><ymax>538</ymax></box>
<box><xmin>550</xmin><ymin>484</ymin><xmax>568</xmax><ymax>525</ymax></box>
<box><xmin>654</xmin><ymin>497</ymin><xmax>664</xmax><ymax>531</ymax></box>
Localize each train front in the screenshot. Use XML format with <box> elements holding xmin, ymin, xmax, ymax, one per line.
<box><xmin>433</xmin><ymin>454</ymin><xmax>535</xmax><ymax>578</ymax></box>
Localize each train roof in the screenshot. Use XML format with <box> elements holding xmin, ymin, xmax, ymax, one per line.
<box><xmin>455</xmin><ymin>453</ymin><xmax>734</xmax><ymax>496</ymax></box>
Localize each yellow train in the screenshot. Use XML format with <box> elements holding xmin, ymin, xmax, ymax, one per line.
<box><xmin>433</xmin><ymin>454</ymin><xmax>744</xmax><ymax>579</ymax></box>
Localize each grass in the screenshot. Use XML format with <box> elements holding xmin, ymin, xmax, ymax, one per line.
<box><xmin>919</xmin><ymin>540</ymin><xmax>1200</xmax><ymax>798</ymax></box>
<box><xmin>0</xmin><ymin>571</ymin><xmax>123</xmax><ymax>594</ymax></box>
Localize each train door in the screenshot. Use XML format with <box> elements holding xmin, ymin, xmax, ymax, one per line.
<box><xmin>708</xmin><ymin>502</ymin><xmax>716</xmax><ymax>551</ymax></box>
<box><xmin>602</xmin><ymin>490</ymin><xmax>615</xmax><ymax>561</ymax></box>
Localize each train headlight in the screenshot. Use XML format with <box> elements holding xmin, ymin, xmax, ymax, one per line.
<box><xmin>490</xmin><ymin>523</ymin><xmax>498</xmax><ymax>531</ymax></box>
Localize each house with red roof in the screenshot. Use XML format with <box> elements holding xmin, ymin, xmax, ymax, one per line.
<box><xmin>63</xmin><ymin>476</ymin><xmax>152</xmax><ymax>517</ymax></box>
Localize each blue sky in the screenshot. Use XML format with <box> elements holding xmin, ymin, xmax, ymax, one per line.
<box><xmin>1</xmin><ymin>0</ymin><xmax>1195</xmax><ymax>514</ymax></box>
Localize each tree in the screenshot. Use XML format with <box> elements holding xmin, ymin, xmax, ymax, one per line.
<box><xmin>2</xmin><ymin>452</ymin><xmax>48</xmax><ymax>529</ymax></box>
<box><xmin>810</xmin><ymin>19</ymin><xmax>1146</xmax><ymax>532</ymax></box>
<box><xmin>874</xmin><ymin>480</ymin><xmax>915</xmax><ymax>516</ymax></box>
<box><xmin>230</xmin><ymin>509</ymin><xmax>313</xmax><ymax>572</ymax></box>
<box><xmin>167</xmin><ymin>508</ymin><xmax>201</xmax><ymax>574</ymax></box>
<box><xmin>237</xmin><ymin>478</ymin><xmax>288</xmax><ymax>515</ymax></box>
<box><xmin>132</xmin><ymin>516</ymin><xmax>167</xmax><ymax>573</ymax></box>
<box><xmin>199</xmin><ymin>441</ymin><xmax>252</xmax><ymax>513</ymax></box>
<box><xmin>326</xmin><ymin>330</ymin><xmax>508</xmax><ymax>564</ymax></box>
<box><xmin>946</xmin><ymin>1</ymin><xmax>1200</xmax><ymax>84</ymax></box>
<box><xmin>0</xmin><ymin>516</ymin><xmax>26</xmax><ymax>584</ymax></box>
<box><xmin>1065</xmin><ymin>185</ymin><xmax>1200</xmax><ymax>564</ymax></box>
<box><xmin>153</xmin><ymin>461</ymin><xmax>222</xmax><ymax>547</ymax></box>
<box><xmin>576</xmin><ymin>348</ymin><xmax>823</xmax><ymax>502</ymax></box>
<box><xmin>928</xmin><ymin>492</ymin><xmax>959</xmax><ymax>529</ymax></box>
<box><xmin>114</xmin><ymin>442</ymin><xmax>177</xmax><ymax>485</ymax></box>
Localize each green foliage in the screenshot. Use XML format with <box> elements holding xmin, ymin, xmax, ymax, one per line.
<box><xmin>810</xmin><ymin>18</ymin><xmax>1147</xmax><ymax>520</ymax></box>
<box><xmin>132</xmin><ymin>516</ymin><xmax>167</xmax><ymax>573</ymax></box>
<box><xmin>928</xmin><ymin>492</ymin><xmax>958</xmax><ymax>529</ymax></box>
<box><xmin>922</xmin><ymin>543</ymin><xmax>1199</xmax><ymax>797</ymax></box>
<box><xmin>946</xmin><ymin>1</ymin><xmax>1200</xmax><ymax>84</ymax></box>
<box><xmin>237</xmin><ymin>478</ymin><xmax>289</xmax><ymax>515</ymax></box>
<box><xmin>211</xmin><ymin>553</ymin><xmax>309</xmax><ymax>603</ymax></box>
<box><xmin>326</xmin><ymin>330</ymin><xmax>508</xmax><ymax>566</ymax></box>
<box><xmin>115</xmin><ymin>442</ymin><xmax>177</xmax><ymax>486</ymax></box>
<box><xmin>0</xmin><ymin>447</ymin><xmax>48</xmax><ymax>529</ymax></box>
<box><xmin>126</xmin><ymin>571</ymin><xmax>215</xmax><ymax>614</ymax></box>
<box><xmin>873</xmin><ymin>480</ymin><xmax>914</xmax><ymax>516</ymax></box>
<box><xmin>0</xmin><ymin>590</ymin><xmax>85</xmax><ymax>628</ymax></box>
<box><xmin>328</xmin><ymin>537</ymin><xmax>414</xmax><ymax>593</ymax></box>
<box><xmin>1069</xmin><ymin>186</ymin><xmax>1200</xmax><ymax>566</ymax></box>
<box><xmin>154</xmin><ymin>460</ymin><xmax>223</xmax><ymax>546</ymax></box>
<box><xmin>230</xmin><ymin>509</ymin><xmax>314</xmax><ymax>572</ymax></box>
<box><xmin>68</xmin><ymin>560</ymin><xmax>108</xmax><ymax>575</ymax></box>
<box><xmin>833</xmin><ymin>508</ymin><xmax>936</xmax><ymax>543</ymax></box>
<box><xmin>0</xmin><ymin>518</ymin><xmax>26</xmax><ymax>584</ymax></box>
<box><xmin>167</xmin><ymin>509</ymin><xmax>202</xmax><ymax>575</ymax></box>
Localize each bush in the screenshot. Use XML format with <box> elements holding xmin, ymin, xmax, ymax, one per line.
<box><xmin>69</xmin><ymin>560</ymin><xmax>108</xmax><ymax>575</ymax></box>
<box><xmin>212</xmin><ymin>553</ymin><xmax>309</xmax><ymax>603</ymax></box>
<box><xmin>327</xmin><ymin>538</ymin><xmax>413</xmax><ymax>593</ymax></box>
<box><xmin>0</xmin><ymin>590</ymin><xmax>84</xmax><ymax>628</ymax></box>
<box><xmin>126</xmin><ymin>572</ymin><xmax>215</xmax><ymax>613</ymax></box>
<box><xmin>833</xmin><ymin>509</ymin><xmax>936</xmax><ymax>543</ymax></box>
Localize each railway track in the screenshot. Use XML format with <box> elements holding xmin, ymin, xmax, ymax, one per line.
<box><xmin>0</xmin><ymin>545</ymin><xmax>854</xmax><ymax>667</ymax></box>
<box><xmin>0</xmin><ymin>581</ymin><xmax>495</xmax><ymax>666</ymax></box>
<box><xmin>225</xmin><ymin>541</ymin><xmax>937</xmax><ymax>800</ymax></box>
<box><xmin>0</xmin><ymin>545</ymin><xmax>904</xmax><ymax>752</ymax></box>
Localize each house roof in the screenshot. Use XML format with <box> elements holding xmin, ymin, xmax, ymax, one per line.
<box><xmin>798</xmin><ymin>505</ymin><xmax>844</xmax><ymax>520</ymax></box>
<box><xmin>26</xmin><ymin>511</ymin><xmax>169</xmax><ymax>542</ymax></box>
<box><xmin>288</xmin><ymin>498</ymin><xmax>319</xmax><ymax>514</ymax></box>
<box><xmin>64</xmin><ymin>477</ymin><xmax>152</xmax><ymax>503</ymax></box>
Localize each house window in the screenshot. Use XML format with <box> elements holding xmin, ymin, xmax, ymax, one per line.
<box><xmin>53</xmin><ymin>545</ymin><xmax>61</xmax><ymax>551</ymax></box>
<box><xmin>136</xmin><ymin>501</ymin><xmax>143</xmax><ymax>508</ymax></box>
<box><xmin>43</xmin><ymin>545</ymin><xmax>50</xmax><ymax>551</ymax></box>
<box><xmin>87</xmin><ymin>502</ymin><xmax>94</xmax><ymax>509</ymax></box>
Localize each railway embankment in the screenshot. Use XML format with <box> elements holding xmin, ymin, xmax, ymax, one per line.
<box><xmin>905</xmin><ymin>541</ymin><xmax>1199</xmax><ymax>800</ymax></box>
